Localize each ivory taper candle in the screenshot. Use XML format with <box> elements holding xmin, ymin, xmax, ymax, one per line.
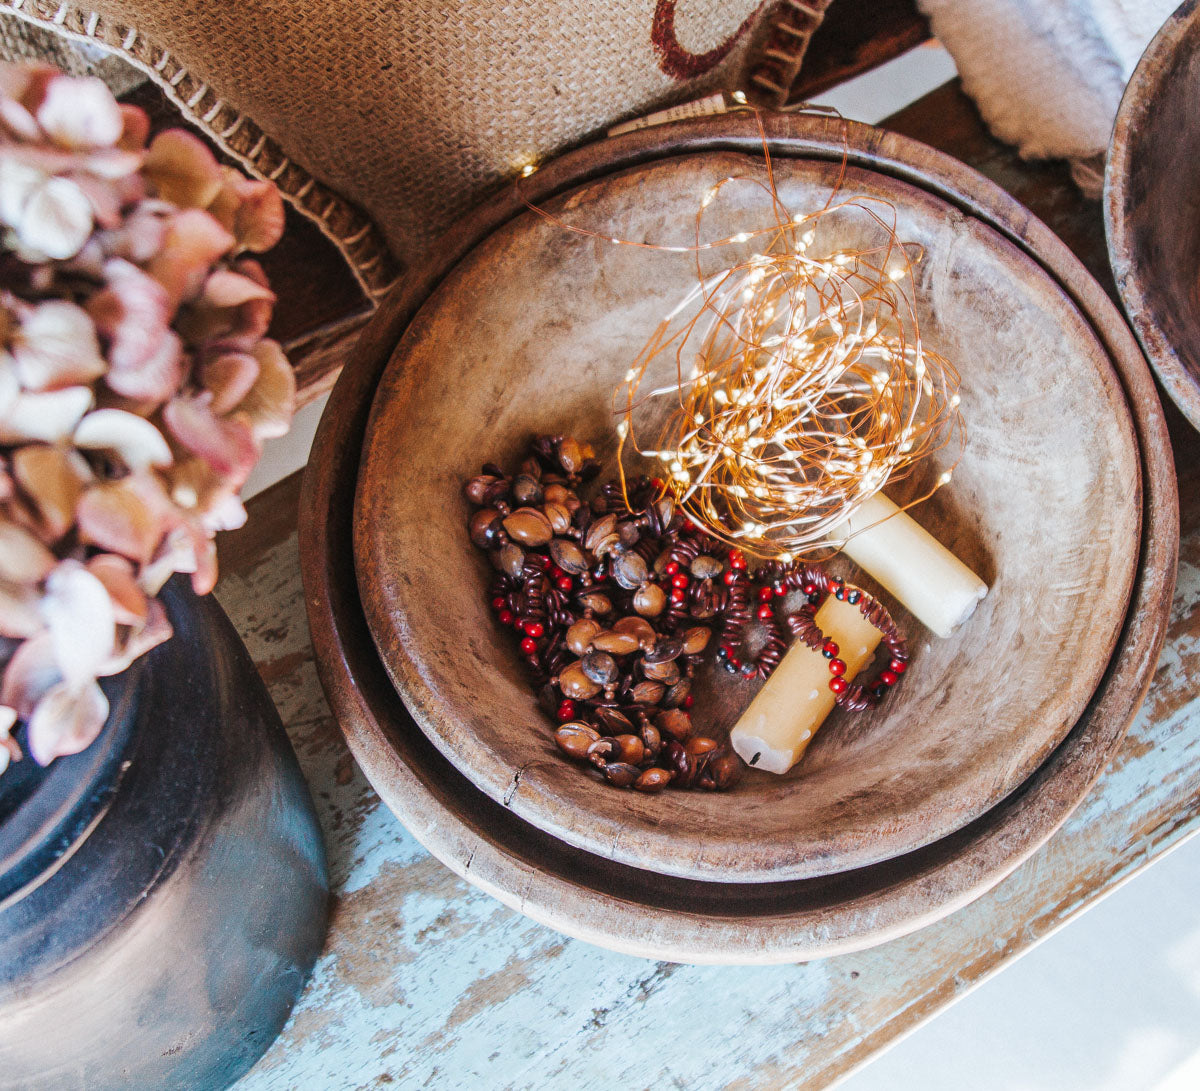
<box><xmin>730</xmin><ymin>593</ymin><xmax>882</xmax><ymax>774</ymax></box>
<box><xmin>830</xmin><ymin>493</ymin><xmax>987</xmax><ymax>639</ymax></box>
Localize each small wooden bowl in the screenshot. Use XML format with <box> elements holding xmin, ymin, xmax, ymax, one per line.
<box><xmin>354</xmin><ymin>146</ymin><xmax>1141</xmax><ymax>882</ymax></box>
<box><xmin>1106</xmin><ymin>0</ymin><xmax>1200</xmax><ymax>431</ymax></box>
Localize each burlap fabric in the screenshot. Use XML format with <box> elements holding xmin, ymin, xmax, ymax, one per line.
<box><xmin>0</xmin><ymin>1</ymin><xmax>832</xmax><ymax>295</ymax></box>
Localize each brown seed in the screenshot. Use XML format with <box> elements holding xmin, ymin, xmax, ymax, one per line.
<box><xmin>557</xmin><ymin>437</ymin><xmax>585</xmax><ymax>473</ymax></box>
<box><xmin>498</xmin><ymin>542</ymin><xmax>525</xmax><ymax>579</ymax></box>
<box><xmin>665</xmin><ymin>739</ymin><xmax>692</xmax><ymax>784</ymax></box>
<box><xmin>613</xmin><ymin>615</ymin><xmax>656</xmax><ymax>649</ymax></box>
<box><xmin>711</xmin><ymin>752</ymin><xmax>744</xmax><ymax>789</ymax></box>
<box><xmin>543</xmin><ymin>502</ymin><xmax>572</xmax><ymax>535</ymax></box>
<box><xmin>643</xmin><ymin>636</ymin><xmax>682</xmax><ymax>664</ymax></box>
<box><xmin>503</xmin><ymin>507</ymin><xmax>553</xmax><ymax>547</ymax></box>
<box><xmin>591</xmin><ymin>533</ymin><xmax>623</xmax><ymax>560</ymax></box>
<box><xmin>643</xmin><ymin>659</ymin><xmax>680</xmax><ymax>685</ymax></box>
<box><xmin>591</xmin><ymin>630</ymin><xmax>640</xmax><ymax>655</ymax></box>
<box><xmin>580</xmin><ymin>650</ymin><xmax>618</xmax><ymax>684</ymax></box>
<box><xmin>519</xmin><ymin>457</ymin><xmax>542</xmax><ymax>480</ymax></box>
<box><xmin>618</xmin><ymin>521</ymin><xmax>641</xmax><ymax>548</ymax></box>
<box><xmin>566</xmin><ymin>619</ymin><xmax>602</xmax><ymax>656</ymax></box>
<box><xmin>632</xmin><ymin>582</ymin><xmax>666</xmax><ymax>617</ymax></box>
<box><xmin>634</xmin><ymin>767</ymin><xmax>673</xmax><ymax>793</ymax></box>
<box><xmin>630</xmin><ymin>680</ymin><xmax>665</xmax><ymax>705</ymax></box>
<box><xmin>640</xmin><ymin>722</ymin><xmax>662</xmax><ymax>755</ymax></box>
<box><xmin>469</xmin><ymin>508</ymin><xmax>504</xmax><ymax>549</ymax></box>
<box><xmin>663</xmin><ymin>679</ymin><xmax>692</xmax><ymax>708</ymax></box>
<box><xmin>548</xmin><ymin>537</ymin><xmax>588</xmax><ymax>574</ymax></box>
<box><xmin>543</xmin><ymin>483</ymin><xmax>571</xmax><ymax>505</ymax></box>
<box><xmin>613</xmin><ymin>734</ymin><xmax>645</xmax><ymax>764</ymax></box>
<box><xmin>554</xmin><ymin>722</ymin><xmax>599</xmax><ymax>760</ymax></box>
<box><xmin>584</xmin><ymin>513</ymin><xmax>618</xmax><ymax>553</ymax></box>
<box><xmin>596</xmin><ymin>706</ymin><xmax>635</xmax><ymax>734</ymax></box>
<box><xmin>685</xmin><ymin>736</ymin><xmax>720</xmax><ymax>760</ymax></box>
<box><xmin>464</xmin><ymin>474</ymin><xmax>499</xmax><ymax>505</ymax></box>
<box><xmin>611</xmin><ymin>551</ymin><xmax>649</xmax><ymax>590</ymax></box>
<box><xmin>656</xmin><ymin>708</ymin><xmax>692</xmax><ymax>741</ymax></box>
<box><xmin>587</xmin><ymin>737</ymin><xmax>620</xmax><ymax>762</ymax></box>
<box><xmin>690</xmin><ymin>554</ymin><xmax>724</xmax><ymax>579</ymax></box>
<box><xmin>680</xmin><ymin>626</ymin><xmax>712</xmax><ymax>655</ymax></box>
<box><xmin>577</xmin><ymin>591</ymin><xmax>613</xmax><ymax>615</ymax></box>
<box><xmin>604</xmin><ymin>762</ymin><xmax>640</xmax><ymax>788</ymax></box>
<box><xmin>512</xmin><ymin>474</ymin><xmax>543</xmax><ymax>505</ymax></box>
<box><xmin>690</xmin><ymin>581</ymin><xmax>720</xmax><ymax>619</ymax></box>
<box><xmin>558</xmin><ymin>662</ymin><xmax>601</xmax><ymax>700</ymax></box>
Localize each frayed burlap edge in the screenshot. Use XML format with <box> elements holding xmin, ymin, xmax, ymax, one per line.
<box><xmin>744</xmin><ymin>0</ymin><xmax>835</xmax><ymax>107</ymax></box>
<box><xmin>3</xmin><ymin>0</ymin><xmax>399</xmax><ymax>302</ymax></box>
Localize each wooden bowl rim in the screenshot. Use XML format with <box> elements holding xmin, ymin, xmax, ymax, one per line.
<box><xmin>300</xmin><ymin>111</ymin><xmax>1178</xmax><ymax>963</ymax></box>
<box><xmin>1104</xmin><ymin>0</ymin><xmax>1200</xmax><ymax>431</ymax></box>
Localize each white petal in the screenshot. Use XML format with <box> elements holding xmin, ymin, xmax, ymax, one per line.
<box><xmin>0</xmin><ymin>156</ymin><xmax>42</xmax><ymax>226</ymax></box>
<box><xmin>36</xmin><ymin>75</ymin><xmax>123</xmax><ymax>150</ymax></box>
<box><xmin>26</xmin><ymin>680</ymin><xmax>109</xmax><ymax>765</ymax></box>
<box><xmin>0</xmin><ymin>385</ymin><xmax>93</xmax><ymax>443</ymax></box>
<box><xmin>74</xmin><ymin>408</ymin><xmax>173</xmax><ymax>470</ymax></box>
<box><xmin>41</xmin><ymin>560</ymin><xmax>116</xmax><ymax>686</ymax></box>
<box><xmin>18</xmin><ymin>175</ymin><xmax>93</xmax><ymax>260</ymax></box>
<box><xmin>13</xmin><ymin>299</ymin><xmax>105</xmax><ymax>390</ymax></box>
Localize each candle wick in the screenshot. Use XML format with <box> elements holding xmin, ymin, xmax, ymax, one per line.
<box><xmin>750</xmin><ymin>752</ymin><xmax>761</xmax><ymax>767</ymax></box>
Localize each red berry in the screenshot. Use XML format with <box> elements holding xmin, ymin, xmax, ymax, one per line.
<box><xmin>757</xmin><ymin>604</ymin><xmax>773</xmax><ymax>619</ymax></box>
<box><xmin>822</xmin><ymin>639</ymin><xmax>839</xmax><ymax>658</ymax></box>
<box><xmin>723</xmin><ymin>570</ymin><xmax>738</xmax><ymax>586</ymax></box>
<box><xmin>556</xmin><ymin>700</ymin><xmax>576</xmax><ymax>722</ymax></box>
<box><xmin>729</xmin><ymin>551</ymin><xmax>747</xmax><ymax>571</ymax></box>
<box><xmin>828</xmin><ymin>658</ymin><xmax>847</xmax><ymax>677</ymax></box>
<box><xmin>498</xmin><ymin>609</ymin><xmax>515</xmax><ymax>626</ymax></box>
<box><xmin>775</xmin><ymin>585</ymin><xmax>788</xmax><ymax>597</ymax></box>
<box><xmin>829</xmin><ymin>676</ymin><xmax>848</xmax><ymax>695</ymax></box>
<box><xmin>683</xmin><ymin>694</ymin><xmax>694</xmax><ymax>709</ymax></box>
<box><xmin>758</xmin><ymin>587</ymin><xmax>774</xmax><ymax>602</ymax></box>
<box><xmin>523</xmin><ymin>620</ymin><xmax>544</xmax><ymax>638</ymax></box>
<box><xmin>557</xmin><ymin>576</ymin><xmax>573</xmax><ymax>592</ymax></box>
<box><xmin>670</xmin><ymin>587</ymin><xmax>687</xmax><ymax>604</ymax></box>
<box><xmin>672</xmin><ymin>573</ymin><xmax>689</xmax><ymax>589</ymax></box>
<box><xmin>547</xmin><ymin>565</ymin><xmax>563</xmax><ymax>581</ymax></box>
<box><xmin>880</xmin><ymin>670</ymin><xmax>899</xmax><ymax>687</ymax></box>
<box><xmin>665</xmin><ymin>561</ymin><xmax>680</xmax><ymax>576</ymax></box>
<box><xmin>889</xmin><ymin>658</ymin><xmax>907</xmax><ymax>674</ymax></box>
<box><xmin>492</xmin><ymin>596</ymin><xmax>507</xmax><ymax>610</ymax></box>
<box><xmin>802</xmin><ymin>581</ymin><xmax>817</xmax><ymax>595</ymax></box>
<box><xmin>520</xmin><ymin>637</ymin><xmax>538</xmax><ymax>654</ymax></box>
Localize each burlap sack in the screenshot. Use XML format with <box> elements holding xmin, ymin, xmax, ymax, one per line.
<box><xmin>2</xmin><ymin>1</ymin><xmax>831</xmax><ymax>293</ymax></box>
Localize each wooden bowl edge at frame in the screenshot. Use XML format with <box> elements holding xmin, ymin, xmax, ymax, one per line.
<box><xmin>1105</xmin><ymin>0</ymin><xmax>1200</xmax><ymax>432</ymax></box>
<box><xmin>300</xmin><ymin>111</ymin><xmax>1178</xmax><ymax>964</ymax></box>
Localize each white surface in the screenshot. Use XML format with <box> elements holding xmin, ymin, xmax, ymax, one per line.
<box><xmin>243</xmin><ymin>42</ymin><xmax>1200</xmax><ymax>1090</ymax></box>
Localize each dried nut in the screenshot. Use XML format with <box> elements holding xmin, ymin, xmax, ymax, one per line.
<box><xmin>640</xmin><ymin>722</ymin><xmax>662</xmax><ymax>755</ymax></box>
<box><xmin>666</xmin><ymin>739</ymin><xmax>692</xmax><ymax>783</ymax></box>
<box><xmin>519</xmin><ymin>457</ymin><xmax>542</xmax><ymax>480</ymax></box>
<box><xmin>680</xmin><ymin>626</ymin><xmax>712</xmax><ymax>655</ymax></box>
<box><xmin>543</xmin><ymin>502</ymin><xmax>572</xmax><ymax>535</ymax></box>
<box><xmin>632</xmin><ymin>582</ymin><xmax>666</xmax><ymax>617</ymax></box>
<box><xmin>663</xmin><ymin>679</ymin><xmax>692</xmax><ymax>708</ymax></box>
<box><xmin>587</xmin><ymin>737</ymin><xmax>620</xmax><ymax>763</ymax></box>
<box><xmin>464</xmin><ymin>474</ymin><xmax>499</xmax><ymax>505</ymax></box>
<box><xmin>685</xmin><ymin>736</ymin><xmax>720</xmax><ymax>760</ymax></box>
<box><xmin>555</xmin><ymin>722</ymin><xmax>600</xmax><ymax>760</ymax></box>
<box><xmin>613</xmin><ymin>616</ymin><xmax>656</xmax><ymax>649</ymax></box>
<box><xmin>548</xmin><ymin>537</ymin><xmax>588</xmax><ymax>574</ymax></box>
<box><xmin>653</xmin><ymin>551</ymin><xmax>675</xmax><ymax>577</ymax></box>
<box><xmin>469</xmin><ymin>508</ymin><xmax>504</xmax><ymax>548</ymax></box>
<box><xmin>503</xmin><ymin>507</ymin><xmax>553</xmax><ymax>547</ymax></box>
<box><xmin>604</xmin><ymin>762</ymin><xmax>640</xmax><ymax>788</ymax></box>
<box><xmin>482</xmin><ymin>479</ymin><xmax>512</xmax><ymax>506</ymax></box>
<box><xmin>612</xmin><ymin>551</ymin><xmax>649</xmax><ymax>590</ymax></box>
<box><xmin>649</xmin><ymin>497</ymin><xmax>675</xmax><ymax>533</ymax></box>
<box><xmin>711</xmin><ymin>752</ymin><xmax>743</xmax><ymax>789</ymax></box>
<box><xmin>580</xmin><ymin>650</ymin><xmax>619</xmax><ymax>685</ymax></box>
<box><xmin>557</xmin><ymin>437</ymin><xmax>584</xmax><ymax>473</ymax></box>
<box><xmin>498</xmin><ymin>542</ymin><xmax>526</xmax><ymax>579</ymax></box>
<box><xmin>643</xmin><ymin>659</ymin><xmax>681</xmax><ymax>685</ymax></box>
<box><xmin>512</xmin><ymin>473</ymin><xmax>543</xmax><ymax>505</ymax></box>
<box><xmin>656</xmin><ymin>708</ymin><xmax>692</xmax><ymax>741</ymax></box>
<box><xmin>577</xmin><ymin>591</ymin><xmax>613</xmax><ymax>616</ymax></box>
<box><xmin>584</xmin><ymin>514</ymin><xmax>618</xmax><ymax>553</ymax></box>
<box><xmin>690</xmin><ymin>554</ymin><xmax>723</xmax><ymax>579</ymax></box>
<box><xmin>591</xmin><ymin>630</ymin><xmax>640</xmax><ymax>656</ymax></box>
<box><xmin>643</xmin><ymin>636</ymin><xmax>682</xmax><ymax>664</ymax></box>
<box><xmin>618</xmin><ymin>521</ymin><xmax>641</xmax><ymax>548</ymax></box>
<box><xmin>566</xmin><ymin>619</ymin><xmax>602</xmax><ymax>656</ymax></box>
<box><xmin>596</xmin><ymin>706</ymin><xmax>635</xmax><ymax>734</ymax></box>
<box><xmin>614</xmin><ymin>734</ymin><xmax>645</xmax><ymax>764</ymax></box>
<box><xmin>635</xmin><ymin>767</ymin><xmax>673</xmax><ymax>793</ymax></box>
<box><xmin>630</xmin><ymin>680</ymin><xmax>665</xmax><ymax>705</ymax></box>
<box><xmin>543</xmin><ymin>483</ymin><xmax>570</xmax><ymax>505</ymax></box>
<box><xmin>558</xmin><ymin>662</ymin><xmax>601</xmax><ymax>700</ymax></box>
<box><xmin>591</xmin><ymin>534</ymin><xmax>623</xmax><ymax>560</ymax></box>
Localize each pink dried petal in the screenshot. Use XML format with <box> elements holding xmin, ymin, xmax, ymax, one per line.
<box><xmin>101</xmin><ymin>596</ymin><xmax>170</xmax><ymax>676</ymax></box>
<box><xmin>200</xmin><ymin>488</ymin><xmax>247</xmax><ymax>534</ymax></box>
<box><xmin>86</xmin><ymin>553</ymin><xmax>148</xmax><ymax>625</ymax></box>
<box><xmin>236</xmin><ymin>339</ymin><xmax>296</xmax><ymax>441</ymax></box>
<box><xmin>0</xmin><ymin>156</ymin><xmax>43</xmax><ymax>226</ymax></box>
<box><xmin>0</xmin><ymin>630</ymin><xmax>60</xmax><ymax>720</ymax></box>
<box><xmin>200</xmin><ymin>268</ymin><xmax>275</xmax><ymax>308</ymax></box>
<box><xmin>16</xmin><ymin>174</ymin><xmax>93</xmax><ymax>260</ymax></box>
<box><xmin>223</xmin><ymin>172</ymin><xmax>285</xmax><ymax>252</ymax></box>
<box><xmin>162</xmin><ymin>392</ymin><xmax>259</xmax><ymax>485</ymax></box>
<box><xmin>42</xmin><ymin>560</ymin><xmax>116</xmax><ymax>686</ymax></box>
<box><xmin>67</xmin><ymin>171</ymin><xmax>123</xmax><ymax>228</ymax></box>
<box><xmin>146</xmin><ymin>208</ymin><xmax>234</xmax><ymax>308</ymax></box>
<box><xmin>12</xmin><ymin>299</ymin><xmax>106</xmax><ymax>391</ymax></box>
<box><xmin>79</xmin><ymin>148</ymin><xmax>143</xmax><ymax>181</ymax></box>
<box><xmin>139</xmin><ymin>524</ymin><xmax>194</xmax><ymax>595</ymax></box>
<box><xmin>0</xmin><ymin>705</ymin><xmax>19</xmax><ymax>774</ymax></box>
<box><xmin>0</xmin><ymin>96</ymin><xmax>39</xmax><ymax>141</ymax></box>
<box><xmin>117</xmin><ymin>105</ymin><xmax>150</xmax><ymax>152</ymax></box>
<box><xmin>0</xmin><ymin>520</ymin><xmax>56</xmax><ymax>583</ymax></box>
<box><xmin>0</xmin><ymin>385</ymin><xmax>92</xmax><ymax>443</ymax></box>
<box><xmin>0</xmin><ymin>578</ymin><xmax>45</xmax><ymax>639</ymax></box>
<box><xmin>11</xmin><ymin>443</ymin><xmax>89</xmax><ymax>542</ymax></box>
<box><xmin>76</xmin><ymin>474</ymin><xmax>172</xmax><ymax>565</ymax></box>
<box><xmin>189</xmin><ymin>533</ymin><xmax>218</xmax><ymax>596</ymax></box>
<box><xmin>26</xmin><ymin>680</ymin><xmax>109</xmax><ymax>765</ymax></box>
<box><xmin>0</xmin><ymin>353</ymin><xmax>17</xmax><ymax>414</ymax></box>
<box><xmin>36</xmin><ymin>75</ymin><xmax>123</xmax><ymax>150</ymax></box>
<box><xmin>199</xmin><ymin>351</ymin><xmax>259</xmax><ymax>414</ymax></box>
<box><xmin>97</xmin><ymin>204</ymin><xmax>168</xmax><ymax>264</ymax></box>
<box><xmin>74</xmin><ymin>408</ymin><xmax>173</xmax><ymax>471</ymax></box>
<box><xmin>144</xmin><ymin>129</ymin><xmax>222</xmax><ymax>209</ymax></box>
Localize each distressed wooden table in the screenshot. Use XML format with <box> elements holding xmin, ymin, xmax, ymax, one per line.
<box><xmin>219</xmin><ymin>81</ymin><xmax>1199</xmax><ymax>1089</ymax></box>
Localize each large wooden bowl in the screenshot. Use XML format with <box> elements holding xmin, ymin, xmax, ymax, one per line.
<box><xmin>1106</xmin><ymin>0</ymin><xmax>1200</xmax><ymax>431</ymax></box>
<box><xmin>353</xmin><ymin>150</ymin><xmax>1141</xmax><ymax>882</ymax></box>
<box><xmin>301</xmin><ymin>112</ymin><xmax>1176</xmax><ymax>961</ymax></box>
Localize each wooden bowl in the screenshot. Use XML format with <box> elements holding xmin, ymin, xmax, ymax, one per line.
<box><xmin>303</xmin><ymin>112</ymin><xmax>1176</xmax><ymax>961</ymax></box>
<box><xmin>353</xmin><ymin>143</ymin><xmax>1142</xmax><ymax>883</ymax></box>
<box><xmin>1106</xmin><ymin>0</ymin><xmax>1200</xmax><ymax>431</ymax></box>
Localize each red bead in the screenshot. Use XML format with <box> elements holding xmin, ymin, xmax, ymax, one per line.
<box><xmin>822</xmin><ymin>639</ymin><xmax>839</xmax><ymax>658</ymax></box>
<box><xmin>775</xmin><ymin>585</ymin><xmax>788</xmax><ymax>597</ymax></box>
<box><xmin>757</xmin><ymin>604</ymin><xmax>774</xmax><ymax>619</ymax></box>
<box><xmin>670</xmin><ymin>587</ymin><xmax>687</xmax><ymax>604</ymax></box>
<box><xmin>889</xmin><ymin>658</ymin><xmax>907</xmax><ymax>674</ymax></box>
<box><xmin>650</xmin><ymin>477</ymin><xmax>665</xmax><ymax>490</ymax></box>
<box><xmin>828</xmin><ymin>658</ymin><xmax>847</xmax><ymax>677</ymax></box>
<box><xmin>672</xmin><ymin>573</ymin><xmax>689</xmax><ymax>589</ymax></box>
<box><xmin>556</xmin><ymin>700</ymin><xmax>576</xmax><ymax>722</ymax></box>
<box><xmin>880</xmin><ymin>670</ymin><xmax>899</xmax><ymax>687</ymax></box>
<box><xmin>547</xmin><ymin>565</ymin><xmax>563</xmax><ymax>581</ymax></box>
<box><xmin>802</xmin><ymin>581</ymin><xmax>817</xmax><ymax>595</ymax></box>
<box><xmin>523</xmin><ymin>620</ymin><xmax>544</xmax><ymax>638</ymax></box>
<box><xmin>829</xmin><ymin>676</ymin><xmax>848</xmax><ymax>695</ymax></box>
<box><xmin>723</xmin><ymin>570</ymin><xmax>738</xmax><ymax>585</ymax></box>
<box><xmin>729</xmin><ymin>551</ymin><xmax>747</xmax><ymax>571</ymax></box>
<box><xmin>665</xmin><ymin>561</ymin><xmax>680</xmax><ymax>576</ymax></box>
<box><xmin>556</xmin><ymin>576</ymin><xmax>573</xmax><ymax>592</ymax></box>
<box><xmin>758</xmin><ymin>587</ymin><xmax>774</xmax><ymax>602</ymax></box>
<box><xmin>491</xmin><ymin>596</ymin><xmax>507</xmax><ymax>610</ymax></box>
<box><xmin>498</xmin><ymin>609</ymin><xmax>515</xmax><ymax>626</ymax></box>
<box><xmin>721</xmin><ymin>645</ymin><xmax>735</xmax><ymax>658</ymax></box>
<box><xmin>520</xmin><ymin>637</ymin><xmax>538</xmax><ymax>654</ymax></box>
<box><xmin>683</xmin><ymin>695</ymin><xmax>694</xmax><ymax>709</ymax></box>
<box><xmin>728</xmin><ymin>657</ymin><xmax>741</xmax><ymax>669</ymax></box>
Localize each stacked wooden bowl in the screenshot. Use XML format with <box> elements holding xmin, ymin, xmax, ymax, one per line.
<box><xmin>300</xmin><ymin>112</ymin><xmax>1177</xmax><ymax>964</ymax></box>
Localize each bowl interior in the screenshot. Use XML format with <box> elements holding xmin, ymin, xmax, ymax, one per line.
<box><xmin>355</xmin><ymin>152</ymin><xmax>1141</xmax><ymax>882</ymax></box>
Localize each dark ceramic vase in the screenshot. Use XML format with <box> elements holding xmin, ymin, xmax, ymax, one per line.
<box><xmin>0</xmin><ymin>578</ymin><xmax>329</xmax><ymax>1090</ymax></box>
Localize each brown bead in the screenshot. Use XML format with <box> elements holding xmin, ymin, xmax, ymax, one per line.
<box><xmin>584</xmin><ymin>513</ymin><xmax>618</xmax><ymax>554</ymax></box>
<box><xmin>640</xmin><ymin>722</ymin><xmax>662</xmax><ymax>755</ymax></box>
<box><xmin>549</xmin><ymin>537</ymin><xmax>588</xmax><ymax>574</ymax></box>
<box><xmin>662</xmin><ymin>679</ymin><xmax>691</xmax><ymax>708</ymax></box>
<box><xmin>543</xmin><ymin>483</ymin><xmax>571</xmax><ymax>506</ymax></box>
<box><xmin>587</xmin><ymin>737</ymin><xmax>620</xmax><ymax>761</ymax></box>
<box><xmin>604</xmin><ymin>762</ymin><xmax>640</xmax><ymax>788</ymax></box>
<box><xmin>557</xmin><ymin>437</ymin><xmax>584</xmax><ymax>473</ymax></box>
<box><xmin>643</xmin><ymin>636</ymin><xmax>682</xmax><ymax>664</ymax></box>
<box><xmin>613</xmin><ymin>734</ymin><xmax>645</xmax><ymax>764</ymax></box>
<box><xmin>680</xmin><ymin>626</ymin><xmax>712</xmax><ymax>655</ymax></box>
<box><xmin>591</xmin><ymin>630</ymin><xmax>640</xmax><ymax>655</ymax></box>
<box><xmin>612</xmin><ymin>615</ymin><xmax>656</xmax><ymax>649</ymax></box>
<box><xmin>634</xmin><ymin>767</ymin><xmax>673</xmax><ymax>793</ymax></box>
<box><xmin>711</xmin><ymin>752</ymin><xmax>744</xmax><ymax>789</ymax></box>
<box><xmin>498</xmin><ymin>542</ymin><xmax>526</xmax><ymax>579</ymax></box>
<box><xmin>469</xmin><ymin>508</ymin><xmax>504</xmax><ymax>549</ymax></box>
<box><xmin>503</xmin><ymin>507</ymin><xmax>553</xmax><ymax>547</ymax></box>
<box><xmin>464</xmin><ymin>474</ymin><xmax>499</xmax><ymax>505</ymax></box>
<box><xmin>566</xmin><ymin>619</ymin><xmax>602</xmax><ymax>656</ymax></box>
<box><xmin>519</xmin><ymin>457</ymin><xmax>542</xmax><ymax>480</ymax></box>
<box><xmin>690</xmin><ymin>554</ymin><xmax>724</xmax><ymax>579</ymax></box>
<box><xmin>685</xmin><ymin>736</ymin><xmax>720</xmax><ymax>760</ymax></box>
<box><xmin>511</xmin><ymin>473</ymin><xmax>543</xmax><ymax>505</ymax></box>
<box><xmin>554</xmin><ymin>722</ymin><xmax>600</xmax><ymax>760</ymax></box>
<box><xmin>558</xmin><ymin>662</ymin><xmax>601</xmax><ymax>700</ymax></box>
<box><xmin>632</xmin><ymin>582</ymin><xmax>666</xmax><ymax>617</ymax></box>
<box><xmin>595</xmin><ymin>706</ymin><xmax>635</xmax><ymax>734</ymax></box>
<box><xmin>580</xmin><ymin>651</ymin><xmax>618</xmax><ymax>685</ymax></box>
<box><xmin>630</xmin><ymin>680</ymin><xmax>665</xmax><ymax>706</ymax></box>
<box><xmin>642</xmin><ymin>658</ymin><xmax>680</xmax><ymax>685</ymax></box>
<box><xmin>576</xmin><ymin>590</ymin><xmax>613</xmax><ymax>615</ymax></box>
<box><xmin>656</xmin><ymin>708</ymin><xmax>692</xmax><ymax>741</ymax></box>
<box><xmin>543</xmin><ymin>502</ymin><xmax>572</xmax><ymax>535</ymax></box>
<box><xmin>611</xmin><ymin>551</ymin><xmax>649</xmax><ymax>590</ymax></box>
